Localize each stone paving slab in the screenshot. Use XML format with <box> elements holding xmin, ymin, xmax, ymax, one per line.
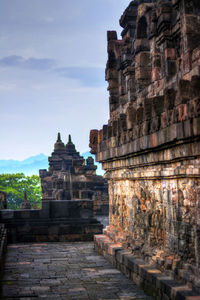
<box><xmin>0</xmin><ymin>242</ymin><xmax>153</xmax><ymax>299</ymax></box>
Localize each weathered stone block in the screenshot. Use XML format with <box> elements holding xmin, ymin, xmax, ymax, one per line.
<box><xmin>166</xmin><ymin>60</ymin><xmax>177</xmax><ymax>77</ymax></box>
<box><xmin>193</xmin><ymin>118</ymin><xmax>200</xmax><ymax>136</ymax></box>
<box><xmin>135</xmin><ymin>52</ymin><xmax>151</xmax><ymax>68</ymax></box>
<box><xmin>135</xmin><ymin>67</ymin><xmax>151</xmax><ymax>80</ymax></box>
<box><xmin>107</xmin><ymin>31</ymin><xmax>117</xmax><ymax>41</ymax></box>
<box><xmin>0</xmin><ymin>211</ymin><xmax>14</xmax><ymax>219</ymax></box>
<box><xmin>152</xmin><ymin>67</ymin><xmax>161</xmax><ymax>81</ymax></box>
<box><xmin>165</xmin><ymin>48</ymin><xmax>176</xmax><ymax>60</ymax></box>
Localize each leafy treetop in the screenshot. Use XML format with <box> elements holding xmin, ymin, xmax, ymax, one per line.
<box><xmin>0</xmin><ymin>173</ymin><xmax>42</xmax><ymax>209</ymax></box>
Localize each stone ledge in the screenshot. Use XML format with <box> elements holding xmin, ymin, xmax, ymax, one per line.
<box><xmin>4</xmin><ymin>221</ymin><xmax>103</xmax><ymax>243</ymax></box>
<box><xmin>0</xmin><ymin>200</ymin><xmax>103</xmax><ymax>243</ymax></box>
<box><xmin>96</xmin><ymin>136</ymin><xmax>200</xmax><ymax>165</ymax></box>
<box><xmin>94</xmin><ymin>234</ymin><xmax>200</xmax><ymax>300</ymax></box>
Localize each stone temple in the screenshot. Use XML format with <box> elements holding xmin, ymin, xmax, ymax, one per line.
<box><xmin>90</xmin><ymin>0</ymin><xmax>200</xmax><ymax>297</ymax></box>
<box><xmin>40</xmin><ymin>133</ymin><xmax>108</xmax><ymax>216</ymax></box>
<box><xmin>0</xmin><ymin>0</ymin><xmax>200</xmax><ymax>298</ymax></box>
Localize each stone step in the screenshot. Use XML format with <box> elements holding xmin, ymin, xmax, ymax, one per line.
<box><xmin>94</xmin><ymin>234</ymin><xmax>200</xmax><ymax>300</ymax></box>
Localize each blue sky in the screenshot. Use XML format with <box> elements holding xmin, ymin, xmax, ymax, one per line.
<box><xmin>0</xmin><ymin>0</ymin><xmax>130</xmax><ymax>160</ymax></box>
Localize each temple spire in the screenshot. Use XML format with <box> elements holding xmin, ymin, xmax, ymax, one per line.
<box><xmin>68</xmin><ymin>134</ymin><xmax>72</xmax><ymax>143</ymax></box>
<box><xmin>57</xmin><ymin>132</ymin><xmax>61</xmax><ymax>142</ymax></box>
<box><xmin>54</xmin><ymin>132</ymin><xmax>65</xmax><ymax>153</ymax></box>
<box><xmin>65</xmin><ymin>134</ymin><xmax>77</xmax><ymax>155</ymax></box>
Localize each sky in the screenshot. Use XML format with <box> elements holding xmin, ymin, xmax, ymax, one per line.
<box><xmin>0</xmin><ymin>0</ymin><xmax>130</xmax><ymax>160</ymax></box>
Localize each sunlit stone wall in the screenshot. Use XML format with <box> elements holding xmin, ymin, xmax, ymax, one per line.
<box><xmin>90</xmin><ymin>0</ymin><xmax>200</xmax><ymax>287</ymax></box>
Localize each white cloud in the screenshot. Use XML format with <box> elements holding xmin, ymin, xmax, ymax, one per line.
<box><xmin>0</xmin><ymin>83</ymin><xmax>16</xmax><ymax>90</ymax></box>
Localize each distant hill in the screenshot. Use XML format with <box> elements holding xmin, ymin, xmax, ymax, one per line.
<box><xmin>0</xmin><ymin>152</ymin><xmax>104</xmax><ymax>176</ymax></box>
<box><xmin>0</xmin><ymin>153</ymin><xmax>48</xmax><ymax>176</ymax></box>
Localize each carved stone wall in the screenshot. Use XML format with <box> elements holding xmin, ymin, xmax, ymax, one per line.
<box><xmin>90</xmin><ymin>0</ymin><xmax>200</xmax><ymax>294</ymax></box>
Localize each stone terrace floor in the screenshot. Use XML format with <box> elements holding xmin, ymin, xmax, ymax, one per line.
<box><xmin>0</xmin><ymin>242</ymin><xmax>153</xmax><ymax>300</ymax></box>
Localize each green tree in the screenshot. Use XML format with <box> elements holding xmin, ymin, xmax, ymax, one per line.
<box><xmin>0</xmin><ymin>173</ymin><xmax>42</xmax><ymax>209</ymax></box>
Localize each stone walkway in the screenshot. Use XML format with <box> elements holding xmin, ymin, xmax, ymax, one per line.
<box><xmin>0</xmin><ymin>242</ymin><xmax>153</xmax><ymax>299</ymax></box>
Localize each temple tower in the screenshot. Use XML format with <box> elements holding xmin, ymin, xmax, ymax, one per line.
<box><xmin>40</xmin><ymin>133</ymin><xmax>108</xmax><ymax>216</ymax></box>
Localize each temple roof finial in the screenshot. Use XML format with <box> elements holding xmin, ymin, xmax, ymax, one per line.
<box><xmin>68</xmin><ymin>134</ymin><xmax>72</xmax><ymax>143</ymax></box>
<box><xmin>57</xmin><ymin>132</ymin><xmax>61</xmax><ymax>142</ymax></box>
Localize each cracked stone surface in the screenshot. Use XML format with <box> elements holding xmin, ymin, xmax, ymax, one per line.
<box><xmin>0</xmin><ymin>242</ymin><xmax>153</xmax><ymax>299</ymax></box>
